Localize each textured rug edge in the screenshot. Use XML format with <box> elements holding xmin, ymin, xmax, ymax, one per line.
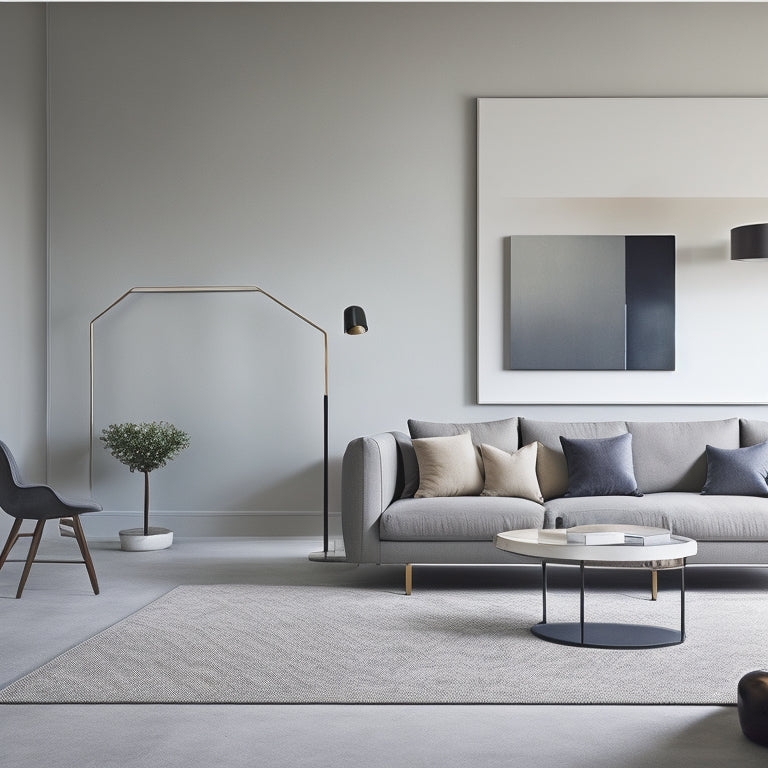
<box><xmin>0</xmin><ymin>585</ymin><xmax>184</xmax><ymax>700</ymax></box>
<box><xmin>0</xmin><ymin>584</ymin><xmax>754</xmax><ymax>706</ymax></box>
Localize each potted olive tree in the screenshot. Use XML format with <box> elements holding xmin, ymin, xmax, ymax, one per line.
<box><xmin>101</xmin><ymin>421</ymin><xmax>191</xmax><ymax>551</ymax></box>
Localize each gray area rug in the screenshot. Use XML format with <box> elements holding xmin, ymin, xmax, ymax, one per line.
<box><xmin>0</xmin><ymin>584</ymin><xmax>762</xmax><ymax>704</ymax></box>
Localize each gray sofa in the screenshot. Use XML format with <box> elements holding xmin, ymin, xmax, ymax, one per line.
<box><xmin>341</xmin><ymin>417</ymin><xmax>768</xmax><ymax>592</ymax></box>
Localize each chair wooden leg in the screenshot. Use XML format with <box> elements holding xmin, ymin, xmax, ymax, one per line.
<box><xmin>70</xmin><ymin>515</ymin><xmax>99</xmax><ymax>595</ymax></box>
<box><xmin>651</xmin><ymin>570</ymin><xmax>658</xmax><ymax>601</ymax></box>
<box><xmin>0</xmin><ymin>518</ymin><xmax>23</xmax><ymax>571</ymax></box>
<box><xmin>405</xmin><ymin>563</ymin><xmax>412</xmax><ymax>596</ymax></box>
<box><xmin>16</xmin><ymin>519</ymin><xmax>45</xmax><ymax>599</ymax></box>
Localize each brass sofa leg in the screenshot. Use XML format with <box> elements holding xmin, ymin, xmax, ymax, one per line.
<box><xmin>405</xmin><ymin>563</ymin><xmax>412</xmax><ymax>596</ymax></box>
<box><xmin>651</xmin><ymin>570</ymin><xmax>658</xmax><ymax>601</ymax></box>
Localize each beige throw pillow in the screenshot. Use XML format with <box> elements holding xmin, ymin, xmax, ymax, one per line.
<box><xmin>413</xmin><ymin>432</ymin><xmax>484</xmax><ymax>498</ymax></box>
<box><xmin>480</xmin><ymin>442</ymin><xmax>543</xmax><ymax>503</ymax></box>
<box><xmin>535</xmin><ymin>442</ymin><xmax>569</xmax><ymax>500</ymax></box>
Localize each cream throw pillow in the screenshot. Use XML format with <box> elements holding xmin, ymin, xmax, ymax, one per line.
<box><xmin>480</xmin><ymin>442</ymin><xmax>543</xmax><ymax>503</ymax></box>
<box><xmin>535</xmin><ymin>441</ymin><xmax>569</xmax><ymax>500</ymax></box>
<box><xmin>413</xmin><ymin>432</ymin><xmax>484</xmax><ymax>498</ymax></box>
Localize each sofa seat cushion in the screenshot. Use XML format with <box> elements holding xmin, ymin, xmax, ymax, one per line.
<box><xmin>546</xmin><ymin>492</ymin><xmax>768</xmax><ymax>541</ymax></box>
<box><xmin>545</xmin><ymin>494</ymin><xmax>667</xmax><ymax>530</ymax></box>
<box><xmin>379</xmin><ymin>497</ymin><xmax>545</xmax><ymax>542</ymax></box>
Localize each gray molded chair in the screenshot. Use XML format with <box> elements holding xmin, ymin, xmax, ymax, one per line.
<box><xmin>0</xmin><ymin>440</ymin><xmax>101</xmax><ymax>598</ymax></box>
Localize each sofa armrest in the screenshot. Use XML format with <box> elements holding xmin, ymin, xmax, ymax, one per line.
<box><xmin>341</xmin><ymin>432</ymin><xmax>401</xmax><ymax>563</ymax></box>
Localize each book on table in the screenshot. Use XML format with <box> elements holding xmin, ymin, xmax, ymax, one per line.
<box><xmin>537</xmin><ymin>529</ymin><xmax>568</xmax><ymax>544</ymax></box>
<box><xmin>537</xmin><ymin>526</ymin><xmax>673</xmax><ymax>546</ymax></box>
<box><xmin>565</xmin><ymin>530</ymin><xmax>626</xmax><ymax>545</ymax></box>
<box><xmin>622</xmin><ymin>528</ymin><xmax>672</xmax><ymax>545</ymax></box>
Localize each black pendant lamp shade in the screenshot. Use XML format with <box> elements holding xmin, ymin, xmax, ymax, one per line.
<box><xmin>731</xmin><ymin>223</ymin><xmax>768</xmax><ymax>261</ymax></box>
<box><xmin>344</xmin><ymin>305</ymin><xmax>368</xmax><ymax>335</ymax></box>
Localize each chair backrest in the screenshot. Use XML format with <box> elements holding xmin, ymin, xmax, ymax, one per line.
<box><xmin>0</xmin><ymin>440</ymin><xmax>27</xmax><ymax>516</ymax></box>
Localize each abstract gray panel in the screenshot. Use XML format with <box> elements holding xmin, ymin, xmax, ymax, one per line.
<box><xmin>506</xmin><ymin>236</ymin><xmax>626</xmax><ymax>370</ymax></box>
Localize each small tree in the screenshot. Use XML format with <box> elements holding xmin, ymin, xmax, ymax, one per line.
<box><xmin>100</xmin><ymin>421</ymin><xmax>191</xmax><ymax>536</ymax></box>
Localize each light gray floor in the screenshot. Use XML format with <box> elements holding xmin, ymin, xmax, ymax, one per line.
<box><xmin>1</xmin><ymin>535</ymin><xmax>766</xmax><ymax>767</ymax></box>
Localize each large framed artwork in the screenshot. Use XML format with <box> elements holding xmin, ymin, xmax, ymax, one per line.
<box><xmin>477</xmin><ymin>97</ymin><xmax>768</xmax><ymax>404</ymax></box>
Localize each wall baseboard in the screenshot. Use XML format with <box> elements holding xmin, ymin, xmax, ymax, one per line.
<box><xmin>70</xmin><ymin>510</ymin><xmax>331</xmax><ymax>539</ymax></box>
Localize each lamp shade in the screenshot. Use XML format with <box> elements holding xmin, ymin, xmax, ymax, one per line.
<box><xmin>344</xmin><ymin>305</ymin><xmax>368</xmax><ymax>335</ymax></box>
<box><xmin>731</xmin><ymin>223</ymin><xmax>768</xmax><ymax>261</ymax></box>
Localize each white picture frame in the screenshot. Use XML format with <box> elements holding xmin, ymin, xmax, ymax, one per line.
<box><xmin>477</xmin><ymin>97</ymin><xmax>768</xmax><ymax>404</ymax></box>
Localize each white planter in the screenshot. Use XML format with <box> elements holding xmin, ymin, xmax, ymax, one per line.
<box><xmin>119</xmin><ymin>527</ymin><xmax>174</xmax><ymax>551</ymax></box>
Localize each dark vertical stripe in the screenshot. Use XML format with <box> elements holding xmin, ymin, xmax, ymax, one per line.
<box><xmin>625</xmin><ymin>235</ymin><xmax>675</xmax><ymax>370</ymax></box>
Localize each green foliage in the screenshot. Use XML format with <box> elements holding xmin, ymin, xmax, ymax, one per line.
<box><xmin>100</xmin><ymin>421</ymin><xmax>190</xmax><ymax>474</ymax></box>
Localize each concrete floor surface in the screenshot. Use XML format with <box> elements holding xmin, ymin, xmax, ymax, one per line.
<box><xmin>0</xmin><ymin>536</ymin><xmax>766</xmax><ymax>767</ymax></box>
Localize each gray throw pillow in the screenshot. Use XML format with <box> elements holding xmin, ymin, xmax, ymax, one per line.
<box><xmin>559</xmin><ymin>433</ymin><xmax>642</xmax><ymax>497</ymax></box>
<box><xmin>392</xmin><ymin>431</ymin><xmax>420</xmax><ymax>499</ymax></box>
<box><xmin>701</xmin><ymin>441</ymin><xmax>768</xmax><ymax>497</ymax></box>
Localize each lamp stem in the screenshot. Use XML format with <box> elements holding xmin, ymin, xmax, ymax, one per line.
<box><xmin>323</xmin><ymin>394</ymin><xmax>329</xmax><ymax>556</ymax></box>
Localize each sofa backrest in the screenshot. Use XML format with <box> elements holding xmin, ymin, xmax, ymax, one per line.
<box><xmin>408</xmin><ymin>417</ymin><xmax>519</xmax><ymax>452</ymax></box>
<box><xmin>627</xmin><ymin>418</ymin><xmax>740</xmax><ymax>493</ymax></box>
<box><xmin>741</xmin><ymin>419</ymin><xmax>768</xmax><ymax>447</ymax></box>
<box><xmin>397</xmin><ymin>417</ymin><xmax>520</xmax><ymax>499</ymax></box>
<box><xmin>519</xmin><ymin>419</ymin><xmax>628</xmax><ymax>500</ymax></box>
<box><xmin>520</xmin><ymin>417</ymin><xmax>745</xmax><ymax>496</ymax></box>
<box><xmin>386</xmin><ymin>416</ymin><xmax>756</xmax><ymax>501</ymax></box>
<box><xmin>520</xmin><ymin>419</ymin><xmax>627</xmax><ymax>450</ymax></box>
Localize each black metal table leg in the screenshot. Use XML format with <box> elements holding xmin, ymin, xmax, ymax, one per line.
<box><xmin>531</xmin><ymin>558</ymin><xmax>687</xmax><ymax>649</ymax></box>
<box><xmin>681</xmin><ymin>558</ymin><xmax>686</xmax><ymax>642</ymax></box>
<box><xmin>580</xmin><ymin>560</ymin><xmax>585</xmax><ymax>646</ymax></box>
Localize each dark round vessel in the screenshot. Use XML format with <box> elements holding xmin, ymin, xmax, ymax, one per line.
<box><xmin>738</xmin><ymin>671</ymin><xmax>768</xmax><ymax>747</ymax></box>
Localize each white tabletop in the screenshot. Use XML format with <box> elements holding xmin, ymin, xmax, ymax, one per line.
<box><xmin>495</xmin><ymin>527</ymin><xmax>697</xmax><ymax>564</ymax></box>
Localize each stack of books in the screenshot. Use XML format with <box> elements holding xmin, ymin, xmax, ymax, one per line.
<box><xmin>622</xmin><ymin>529</ymin><xmax>672</xmax><ymax>546</ymax></box>
<box><xmin>537</xmin><ymin>526</ymin><xmax>672</xmax><ymax>546</ymax></box>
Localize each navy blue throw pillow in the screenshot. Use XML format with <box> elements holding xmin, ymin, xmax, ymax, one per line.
<box><xmin>559</xmin><ymin>433</ymin><xmax>642</xmax><ymax>497</ymax></box>
<box><xmin>701</xmin><ymin>441</ymin><xmax>768</xmax><ymax>497</ymax></box>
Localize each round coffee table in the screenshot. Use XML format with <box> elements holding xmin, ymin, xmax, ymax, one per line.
<box><xmin>495</xmin><ymin>525</ymin><xmax>698</xmax><ymax>649</ymax></box>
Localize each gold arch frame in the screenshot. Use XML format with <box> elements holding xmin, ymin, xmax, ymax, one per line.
<box><xmin>89</xmin><ymin>285</ymin><xmax>330</xmax><ymax>554</ymax></box>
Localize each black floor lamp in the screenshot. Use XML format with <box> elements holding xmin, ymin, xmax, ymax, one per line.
<box><xmin>308</xmin><ymin>304</ymin><xmax>369</xmax><ymax>562</ymax></box>
<box><xmin>89</xmin><ymin>286</ymin><xmax>367</xmax><ymax>559</ymax></box>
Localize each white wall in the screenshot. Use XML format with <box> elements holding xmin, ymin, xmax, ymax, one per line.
<box><xmin>0</xmin><ymin>5</ymin><xmax>47</xmax><ymax>538</ymax></box>
<box><xmin>40</xmin><ymin>3</ymin><xmax>768</xmax><ymax>538</ymax></box>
